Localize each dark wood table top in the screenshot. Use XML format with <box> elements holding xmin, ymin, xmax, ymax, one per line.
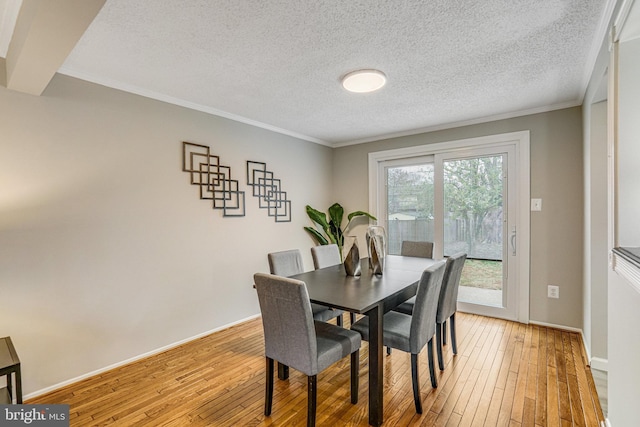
<box><xmin>290</xmin><ymin>255</ymin><xmax>439</xmax><ymax>314</ymax></box>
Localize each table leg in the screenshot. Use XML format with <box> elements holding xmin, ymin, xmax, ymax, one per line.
<box><xmin>367</xmin><ymin>304</ymin><xmax>384</xmax><ymax>426</ymax></box>
<box><xmin>15</xmin><ymin>368</ymin><xmax>22</xmax><ymax>404</ymax></box>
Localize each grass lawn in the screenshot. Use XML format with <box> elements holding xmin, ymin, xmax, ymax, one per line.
<box><xmin>460</xmin><ymin>259</ymin><xmax>502</xmax><ymax>290</ymax></box>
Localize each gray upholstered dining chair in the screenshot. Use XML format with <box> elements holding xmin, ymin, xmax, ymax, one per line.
<box><xmin>350</xmin><ymin>261</ymin><xmax>446</xmax><ymax>414</ymax></box>
<box><xmin>310</xmin><ymin>244</ymin><xmax>341</xmax><ymax>269</ymax></box>
<box><xmin>392</xmin><ymin>241</ymin><xmax>434</xmax><ymax>320</ymax></box>
<box><xmin>401</xmin><ymin>240</ymin><xmax>434</xmax><ymax>258</ymax></box>
<box><xmin>268</xmin><ymin>249</ymin><xmax>344</xmax><ymax>326</ymax></box>
<box><xmin>310</xmin><ymin>244</ymin><xmax>356</xmax><ymax>326</ymax></box>
<box><xmin>254</xmin><ymin>273</ymin><xmax>361</xmax><ymax>427</ymax></box>
<box><xmin>383</xmin><ymin>240</ymin><xmax>434</xmax><ymax>355</ymax></box>
<box><xmin>394</xmin><ymin>253</ymin><xmax>467</xmax><ymax>371</ymax></box>
<box><xmin>435</xmin><ymin>252</ymin><xmax>467</xmax><ymax>370</ymax></box>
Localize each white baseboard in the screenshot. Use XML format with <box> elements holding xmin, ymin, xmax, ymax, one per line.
<box><xmin>590</xmin><ymin>357</ymin><xmax>609</xmax><ymax>372</ymax></box>
<box><xmin>24</xmin><ymin>314</ymin><xmax>261</xmax><ymax>400</ymax></box>
<box><xmin>528</xmin><ymin>320</ymin><xmax>609</xmax><ymax>371</ymax></box>
<box><xmin>528</xmin><ymin>319</ymin><xmax>583</xmax><ymax>333</ymax></box>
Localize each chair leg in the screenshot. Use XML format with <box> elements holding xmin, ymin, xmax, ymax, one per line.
<box><xmin>351</xmin><ymin>350</ymin><xmax>359</xmax><ymax>404</ymax></box>
<box><xmin>337</xmin><ymin>313</ymin><xmax>343</xmax><ymax>327</ymax></box>
<box><xmin>277</xmin><ymin>362</ymin><xmax>289</xmax><ymax>380</ymax></box>
<box><xmin>308</xmin><ymin>375</ymin><xmax>317</xmax><ymax>427</ymax></box>
<box><xmin>387</xmin><ymin>346</ymin><xmax>392</xmax><ymax>355</ymax></box>
<box><xmin>450</xmin><ymin>313</ymin><xmax>458</xmax><ymax>355</ymax></box>
<box><xmin>265</xmin><ymin>357</ymin><xmax>274</xmax><ymax>416</ymax></box>
<box><xmin>411</xmin><ymin>353</ymin><xmax>422</xmax><ymax>414</ymax></box>
<box><xmin>442</xmin><ymin>319</ymin><xmax>447</xmax><ymax>345</ymax></box>
<box><xmin>350</xmin><ymin>312</ymin><xmax>356</xmax><ymax>325</ymax></box>
<box><xmin>428</xmin><ymin>338</ymin><xmax>438</xmax><ymax>388</ymax></box>
<box><xmin>436</xmin><ymin>323</ymin><xmax>445</xmax><ymax>371</ymax></box>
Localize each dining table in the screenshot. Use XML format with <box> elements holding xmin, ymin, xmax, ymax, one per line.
<box><xmin>289</xmin><ymin>255</ymin><xmax>439</xmax><ymax>427</ymax></box>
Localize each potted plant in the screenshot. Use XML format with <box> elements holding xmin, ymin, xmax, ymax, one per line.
<box><xmin>304</xmin><ymin>203</ymin><xmax>377</xmax><ymax>260</ymax></box>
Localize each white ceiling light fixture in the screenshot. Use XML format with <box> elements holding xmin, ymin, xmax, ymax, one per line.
<box><xmin>341</xmin><ymin>69</ymin><xmax>387</xmax><ymax>93</ymax></box>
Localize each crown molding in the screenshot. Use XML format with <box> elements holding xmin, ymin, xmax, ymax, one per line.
<box><xmin>57</xmin><ymin>66</ymin><xmax>332</xmax><ymax>147</ymax></box>
<box><xmin>332</xmin><ymin>100</ymin><xmax>581</xmax><ymax>148</ymax></box>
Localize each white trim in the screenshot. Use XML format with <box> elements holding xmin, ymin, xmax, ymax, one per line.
<box><xmin>528</xmin><ymin>320</ymin><xmax>583</xmax><ymax>334</ymax></box>
<box><xmin>580</xmin><ymin>0</ymin><xmax>619</xmax><ymax>97</ymax></box>
<box><xmin>590</xmin><ymin>357</ymin><xmax>609</xmax><ymax>372</ymax></box>
<box><xmin>613</xmin><ymin>0</ymin><xmax>637</xmax><ymax>42</ymax></box>
<box><xmin>57</xmin><ymin>67</ymin><xmax>329</xmax><ymax>146</ymax></box>
<box><xmin>612</xmin><ymin>252</ymin><xmax>640</xmax><ymax>294</ymax></box>
<box><xmin>367</xmin><ymin>131</ymin><xmax>531</xmax><ymax>163</ymax></box>
<box><xmin>368</xmin><ymin>131</ymin><xmax>530</xmax><ymax>323</ymax></box>
<box><xmin>334</xmin><ymin>102</ymin><xmax>578</xmax><ymax>148</ymax></box>
<box><xmin>579</xmin><ymin>327</ymin><xmax>610</xmax><ymax>372</ymax></box>
<box><xmin>58</xmin><ymin>66</ymin><xmax>580</xmax><ymax>150</ymax></box>
<box><xmin>24</xmin><ymin>314</ymin><xmax>261</xmax><ymax>400</ymax></box>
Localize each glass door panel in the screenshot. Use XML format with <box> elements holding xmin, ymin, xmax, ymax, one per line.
<box><xmin>443</xmin><ymin>155</ymin><xmax>505</xmax><ymax>308</ymax></box>
<box><xmin>385</xmin><ymin>162</ymin><xmax>434</xmax><ymax>255</ymax></box>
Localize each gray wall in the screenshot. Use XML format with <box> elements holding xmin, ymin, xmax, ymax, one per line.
<box><xmin>333</xmin><ymin>108</ymin><xmax>585</xmax><ymax>328</ymax></box>
<box><xmin>0</xmin><ymin>74</ymin><xmax>334</xmax><ymax>396</ymax></box>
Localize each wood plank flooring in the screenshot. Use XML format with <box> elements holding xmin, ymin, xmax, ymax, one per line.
<box><xmin>29</xmin><ymin>313</ymin><xmax>605</xmax><ymax>426</ymax></box>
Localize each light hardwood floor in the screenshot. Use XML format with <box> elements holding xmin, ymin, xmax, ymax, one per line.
<box><xmin>30</xmin><ymin>313</ymin><xmax>605</xmax><ymax>426</ymax></box>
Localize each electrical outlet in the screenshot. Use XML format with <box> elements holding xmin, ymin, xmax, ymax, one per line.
<box><xmin>548</xmin><ymin>285</ymin><xmax>559</xmax><ymax>299</ymax></box>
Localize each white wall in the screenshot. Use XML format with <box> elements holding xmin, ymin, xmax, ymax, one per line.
<box><xmin>617</xmin><ymin>37</ymin><xmax>640</xmax><ymax>246</ymax></box>
<box><xmin>0</xmin><ymin>74</ymin><xmax>334</xmax><ymax>396</ymax></box>
<box><xmin>607</xmin><ymin>269</ymin><xmax>640</xmax><ymax>425</ymax></box>
<box><xmin>608</xmin><ymin>27</ymin><xmax>640</xmax><ymax>426</ymax></box>
<box><xmin>583</xmin><ymin>99</ymin><xmax>609</xmax><ymax>366</ymax></box>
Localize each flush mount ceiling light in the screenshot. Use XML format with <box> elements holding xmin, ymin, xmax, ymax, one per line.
<box><xmin>341</xmin><ymin>69</ymin><xmax>387</xmax><ymax>93</ymax></box>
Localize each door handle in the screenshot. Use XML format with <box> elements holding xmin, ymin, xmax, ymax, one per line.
<box><xmin>510</xmin><ymin>227</ymin><xmax>516</xmax><ymax>256</ymax></box>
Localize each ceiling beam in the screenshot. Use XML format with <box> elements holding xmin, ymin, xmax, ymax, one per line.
<box><xmin>4</xmin><ymin>0</ymin><xmax>105</xmax><ymax>95</ymax></box>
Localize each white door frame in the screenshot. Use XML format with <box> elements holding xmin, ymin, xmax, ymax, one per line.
<box><xmin>368</xmin><ymin>131</ymin><xmax>530</xmax><ymax>323</ymax></box>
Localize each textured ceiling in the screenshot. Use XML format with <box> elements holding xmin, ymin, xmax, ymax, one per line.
<box><xmin>57</xmin><ymin>0</ymin><xmax>608</xmax><ymax>146</ymax></box>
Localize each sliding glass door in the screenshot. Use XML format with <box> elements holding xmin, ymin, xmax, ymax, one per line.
<box><xmin>378</xmin><ymin>142</ymin><xmax>522</xmax><ymax>321</ymax></box>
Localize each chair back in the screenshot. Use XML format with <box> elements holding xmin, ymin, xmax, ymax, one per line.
<box><xmin>409</xmin><ymin>261</ymin><xmax>446</xmax><ymax>353</ymax></box>
<box><xmin>437</xmin><ymin>253</ymin><xmax>467</xmax><ymax>323</ymax></box>
<box><xmin>401</xmin><ymin>241</ymin><xmax>434</xmax><ymax>258</ymax></box>
<box><xmin>268</xmin><ymin>249</ymin><xmax>304</xmax><ymax>277</ymax></box>
<box><xmin>254</xmin><ymin>273</ymin><xmax>318</xmax><ymax>376</ymax></box>
<box><xmin>311</xmin><ymin>244</ymin><xmax>341</xmax><ymax>269</ymax></box>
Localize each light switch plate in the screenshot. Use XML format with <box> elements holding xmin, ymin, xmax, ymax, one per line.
<box><xmin>531</xmin><ymin>198</ymin><xmax>542</xmax><ymax>211</ymax></box>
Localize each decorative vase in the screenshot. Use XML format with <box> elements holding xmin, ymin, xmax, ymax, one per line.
<box><xmin>343</xmin><ymin>236</ymin><xmax>361</xmax><ymax>276</ymax></box>
<box><xmin>366</xmin><ymin>226</ymin><xmax>386</xmax><ymax>275</ymax></box>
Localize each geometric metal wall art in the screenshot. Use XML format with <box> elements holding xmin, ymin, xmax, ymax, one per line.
<box><xmin>182</xmin><ymin>141</ymin><xmax>245</xmax><ymax>217</ymax></box>
<box><xmin>246</xmin><ymin>160</ymin><xmax>291</xmax><ymax>222</ymax></box>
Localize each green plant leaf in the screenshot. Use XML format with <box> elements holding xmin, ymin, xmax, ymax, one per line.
<box><xmin>306</xmin><ymin>205</ymin><xmax>329</xmax><ymax>228</ymax></box>
<box><xmin>347</xmin><ymin>211</ymin><xmax>377</xmax><ymax>221</ymax></box>
<box><xmin>304</xmin><ymin>203</ymin><xmax>375</xmax><ymax>249</ymax></box>
<box><xmin>328</xmin><ymin>219</ymin><xmax>343</xmax><ymax>246</ymax></box>
<box><xmin>304</xmin><ymin>226</ymin><xmax>329</xmax><ymax>245</ymax></box>
<box><xmin>328</xmin><ymin>203</ymin><xmax>344</xmax><ymax>229</ymax></box>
